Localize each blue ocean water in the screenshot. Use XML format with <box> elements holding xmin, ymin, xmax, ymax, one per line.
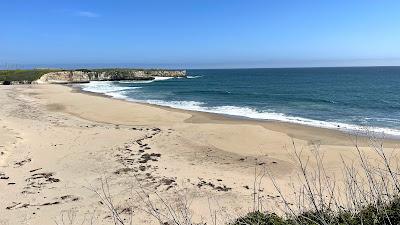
<box><xmin>78</xmin><ymin>67</ymin><xmax>400</xmax><ymax>137</ymax></box>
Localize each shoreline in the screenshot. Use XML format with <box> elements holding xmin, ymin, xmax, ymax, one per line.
<box><xmin>2</xmin><ymin>83</ymin><xmax>400</xmax><ymax>224</ymax></box>
<box><xmin>71</xmin><ymin>84</ymin><xmax>400</xmax><ymax>147</ymax></box>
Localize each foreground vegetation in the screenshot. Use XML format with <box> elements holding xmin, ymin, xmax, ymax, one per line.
<box><xmin>232</xmin><ymin>198</ymin><xmax>400</xmax><ymax>225</ymax></box>
<box><xmin>229</xmin><ymin>138</ymin><xmax>400</xmax><ymax>225</ymax></box>
<box><xmin>0</xmin><ymin>69</ymin><xmax>61</xmax><ymax>83</ymax></box>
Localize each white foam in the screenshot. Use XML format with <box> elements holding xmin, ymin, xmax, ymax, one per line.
<box><xmin>187</xmin><ymin>75</ymin><xmax>203</xmax><ymax>79</ymax></box>
<box><xmin>119</xmin><ymin>80</ymin><xmax>154</xmax><ymax>84</ymax></box>
<box><xmin>141</xmin><ymin>100</ymin><xmax>400</xmax><ymax>138</ymax></box>
<box><xmin>77</xmin><ymin>82</ymin><xmax>400</xmax><ymax>138</ymax></box>
<box><xmin>118</xmin><ymin>77</ymin><xmax>174</xmax><ymax>84</ymax></box>
<box><xmin>146</xmin><ymin>100</ymin><xmax>204</xmax><ymax>110</ymax></box>
<box><xmin>79</xmin><ymin>81</ymin><xmax>141</xmax><ymax>94</ymax></box>
<box><xmin>106</xmin><ymin>91</ymin><xmax>130</xmax><ymax>100</ymax></box>
<box><xmin>154</xmin><ymin>77</ymin><xmax>174</xmax><ymax>81</ymax></box>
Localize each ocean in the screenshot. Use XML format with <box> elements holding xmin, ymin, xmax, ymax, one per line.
<box><xmin>77</xmin><ymin>67</ymin><xmax>400</xmax><ymax>137</ymax></box>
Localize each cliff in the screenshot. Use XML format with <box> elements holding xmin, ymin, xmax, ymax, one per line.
<box><xmin>34</xmin><ymin>69</ymin><xmax>186</xmax><ymax>84</ymax></box>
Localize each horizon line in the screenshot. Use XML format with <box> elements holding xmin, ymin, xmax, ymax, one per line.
<box><xmin>1</xmin><ymin>64</ymin><xmax>400</xmax><ymax>71</ymax></box>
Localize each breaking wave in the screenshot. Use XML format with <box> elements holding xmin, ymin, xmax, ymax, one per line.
<box><xmin>142</xmin><ymin>100</ymin><xmax>400</xmax><ymax>137</ymax></box>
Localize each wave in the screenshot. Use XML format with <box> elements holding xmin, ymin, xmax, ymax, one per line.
<box><xmin>106</xmin><ymin>91</ymin><xmax>131</xmax><ymax>100</ymax></box>
<box><xmin>143</xmin><ymin>100</ymin><xmax>400</xmax><ymax>137</ymax></box>
<box><xmin>187</xmin><ymin>75</ymin><xmax>203</xmax><ymax>79</ymax></box>
<box><xmin>79</xmin><ymin>81</ymin><xmax>142</xmax><ymax>94</ymax></box>
<box><xmin>76</xmin><ymin>82</ymin><xmax>400</xmax><ymax>138</ymax></box>
<box><xmin>119</xmin><ymin>80</ymin><xmax>154</xmax><ymax>84</ymax></box>
<box><xmin>154</xmin><ymin>76</ymin><xmax>174</xmax><ymax>81</ymax></box>
<box><xmin>118</xmin><ymin>76</ymin><xmax>175</xmax><ymax>84</ymax></box>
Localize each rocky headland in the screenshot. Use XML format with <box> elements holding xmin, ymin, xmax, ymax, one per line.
<box><xmin>1</xmin><ymin>69</ymin><xmax>186</xmax><ymax>85</ymax></box>
<box><xmin>35</xmin><ymin>69</ymin><xmax>187</xmax><ymax>84</ymax></box>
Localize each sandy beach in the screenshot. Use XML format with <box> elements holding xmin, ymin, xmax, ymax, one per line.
<box><xmin>1</xmin><ymin>84</ymin><xmax>399</xmax><ymax>225</ymax></box>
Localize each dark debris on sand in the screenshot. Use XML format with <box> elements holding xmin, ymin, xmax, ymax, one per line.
<box><xmin>113</xmin><ymin>127</ymin><xmax>177</xmax><ymax>191</ymax></box>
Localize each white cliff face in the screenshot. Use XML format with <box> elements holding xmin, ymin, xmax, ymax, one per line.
<box><xmin>34</xmin><ymin>70</ymin><xmax>186</xmax><ymax>84</ymax></box>
<box><xmin>35</xmin><ymin>71</ymin><xmax>90</xmax><ymax>84</ymax></box>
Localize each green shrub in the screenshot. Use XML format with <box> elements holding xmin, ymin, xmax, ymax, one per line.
<box><xmin>0</xmin><ymin>69</ymin><xmax>60</xmax><ymax>82</ymax></box>
<box><xmin>231</xmin><ymin>197</ymin><xmax>400</xmax><ymax>225</ymax></box>
<box><xmin>231</xmin><ymin>211</ymin><xmax>288</xmax><ymax>225</ymax></box>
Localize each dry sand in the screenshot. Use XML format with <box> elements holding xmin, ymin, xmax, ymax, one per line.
<box><xmin>0</xmin><ymin>84</ymin><xmax>399</xmax><ymax>225</ymax></box>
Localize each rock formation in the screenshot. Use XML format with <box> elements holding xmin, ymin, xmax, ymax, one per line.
<box><xmin>34</xmin><ymin>69</ymin><xmax>186</xmax><ymax>84</ymax></box>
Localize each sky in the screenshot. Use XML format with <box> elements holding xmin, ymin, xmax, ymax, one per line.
<box><xmin>1</xmin><ymin>0</ymin><xmax>400</xmax><ymax>69</ymax></box>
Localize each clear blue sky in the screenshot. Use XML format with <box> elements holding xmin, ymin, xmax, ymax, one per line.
<box><xmin>1</xmin><ymin>0</ymin><xmax>400</xmax><ymax>69</ymax></box>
